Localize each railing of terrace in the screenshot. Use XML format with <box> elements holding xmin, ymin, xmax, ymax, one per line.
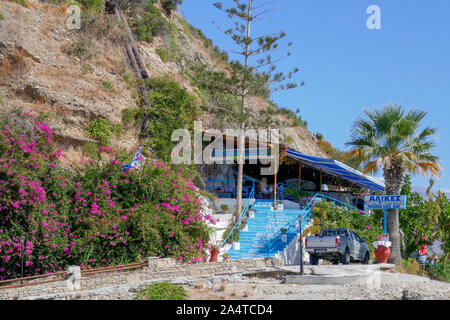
<box><xmin>220</xmin><ymin>186</ymin><xmax>255</xmax><ymax>249</ymax></box>
<box><xmin>276</xmin><ymin>182</ymin><xmax>315</xmax><ymax>202</ymax></box>
<box><xmin>206</xmin><ymin>179</ymin><xmax>256</xmax><ymax>199</ymax></box>
<box><xmin>265</xmin><ymin>193</ymin><xmax>361</xmax><ymax>253</ymax></box>
<box><xmin>206</xmin><ymin>177</ymin><xmax>312</xmax><ymax>202</ymax></box>
<box><xmin>303</xmin><ymin>193</ymin><xmax>360</xmax><ymax>212</ymax></box>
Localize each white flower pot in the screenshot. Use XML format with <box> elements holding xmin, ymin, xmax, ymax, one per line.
<box><xmin>248</xmin><ymin>211</ymin><xmax>255</xmax><ymax>219</ymax></box>
<box><xmin>242</xmin><ymin>225</ymin><xmax>248</xmax><ymax>232</ymax></box>
<box><xmin>277</xmin><ymin>204</ymin><xmax>284</xmax><ymax>211</ymax></box>
<box><xmin>233</xmin><ymin>242</ymin><xmax>240</xmax><ymax>251</ymax></box>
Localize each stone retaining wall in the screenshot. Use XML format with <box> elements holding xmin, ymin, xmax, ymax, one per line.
<box><xmin>0</xmin><ymin>258</ymin><xmax>282</xmax><ymax>300</ymax></box>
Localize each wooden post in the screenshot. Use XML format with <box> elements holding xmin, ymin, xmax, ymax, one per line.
<box><xmin>298</xmin><ymin>161</ymin><xmax>302</xmax><ymax>190</ymax></box>
<box><xmin>274</xmin><ymin>156</ymin><xmax>277</xmax><ymax>208</ymax></box>
<box><xmin>319</xmin><ymin>169</ymin><xmax>323</xmax><ymax>192</ymax></box>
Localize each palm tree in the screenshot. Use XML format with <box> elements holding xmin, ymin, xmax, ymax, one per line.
<box><xmin>346</xmin><ymin>105</ymin><xmax>440</xmax><ymax>266</ymax></box>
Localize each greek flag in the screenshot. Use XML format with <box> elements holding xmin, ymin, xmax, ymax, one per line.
<box><xmin>122</xmin><ymin>147</ymin><xmax>143</xmax><ymax>172</ymax></box>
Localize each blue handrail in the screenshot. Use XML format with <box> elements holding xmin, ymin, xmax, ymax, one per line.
<box><xmin>304</xmin><ymin>193</ymin><xmax>359</xmax><ymax>212</ymax></box>
<box><xmin>220</xmin><ymin>186</ymin><xmax>255</xmax><ymax>249</ymax></box>
<box><xmin>266</xmin><ymin>193</ymin><xmax>360</xmax><ymax>252</ymax></box>
<box><xmin>266</xmin><ymin>210</ymin><xmax>307</xmax><ymax>253</ymax></box>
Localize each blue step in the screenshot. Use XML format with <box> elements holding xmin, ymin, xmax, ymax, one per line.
<box><xmin>225</xmin><ymin>204</ymin><xmax>311</xmax><ymax>260</ymax></box>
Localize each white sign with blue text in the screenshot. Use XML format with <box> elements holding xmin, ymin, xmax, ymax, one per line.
<box><xmin>364</xmin><ymin>195</ymin><xmax>407</xmax><ymax>210</ymax></box>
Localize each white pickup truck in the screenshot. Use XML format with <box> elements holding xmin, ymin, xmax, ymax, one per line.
<box><xmin>305</xmin><ymin>228</ymin><xmax>370</xmax><ymax>265</ymax></box>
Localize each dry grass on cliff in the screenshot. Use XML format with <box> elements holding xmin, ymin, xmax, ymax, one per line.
<box><xmin>0</xmin><ymin>47</ymin><xmax>32</xmax><ymax>84</ymax></box>
<box><xmin>27</xmin><ymin>0</ymin><xmax>70</xmax><ymax>17</ymax></box>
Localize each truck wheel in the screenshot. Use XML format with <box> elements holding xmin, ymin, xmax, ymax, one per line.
<box><xmin>309</xmin><ymin>254</ymin><xmax>319</xmax><ymax>265</ymax></box>
<box><xmin>341</xmin><ymin>249</ymin><xmax>350</xmax><ymax>265</ymax></box>
<box><xmin>362</xmin><ymin>252</ymin><xmax>369</xmax><ymax>264</ymax></box>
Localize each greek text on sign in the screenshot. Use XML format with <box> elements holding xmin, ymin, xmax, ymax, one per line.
<box><xmin>364</xmin><ymin>195</ymin><xmax>407</xmax><ymax>210</ymax></box>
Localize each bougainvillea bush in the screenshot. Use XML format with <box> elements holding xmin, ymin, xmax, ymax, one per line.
<box><xmin>0</xmin><ymin>109</ymin><xmax>214</xmax><ymax>280</ymax></box>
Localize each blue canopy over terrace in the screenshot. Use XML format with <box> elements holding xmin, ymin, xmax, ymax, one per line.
<box><xmin>286</xmin><ymin>149</ymin><xmax>385</xmax><ymax>192</ymax></box>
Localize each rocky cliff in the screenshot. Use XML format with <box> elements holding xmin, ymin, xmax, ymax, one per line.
<box><xmin>0</xmin><ymin>1</ymin><xmax>328</xmax><ymax>169</ymax></box>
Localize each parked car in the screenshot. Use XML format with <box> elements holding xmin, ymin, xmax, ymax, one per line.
<box><xmin>305</xmin><ymin>228</ymin><xmax>370</xmax><ymax>265</ymax></box>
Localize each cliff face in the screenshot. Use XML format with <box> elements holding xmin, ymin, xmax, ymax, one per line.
<box><xmin>0</xmin><ymin>1</ymin><xmax>138</xmax><ymax>167</ymax></box>
<box><xmin>0</xmin><ymin>1</ymin><xmax>327</xmax><ymax>168</ymax></box>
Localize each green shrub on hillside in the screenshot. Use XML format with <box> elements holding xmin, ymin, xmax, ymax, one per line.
<box><xmin>102</xmin><ymin>81</ymin><xmax>114</xmax><ymax>92</ymax></box>
<box><xmin>132</xmin><ymin>3</ymin><xmax>167</xmax><ymax>43</ymax></box>
<box><xmin>155</xmin><ymin>48</ymin><xmax>169</xmax><ymax>63</ymax></box>
<box><xmin>0</xmin><ymin>12</ymin><xmax>4</xmax><ymax>21</ymax></box>
<box><xmin>137</xmin><ymin>77</ymin><xmax>200</xmax><ymax>161</ymax></box>
<box><xmin>275</xmin><ymin>106</ymin><xmax>308</xmax><ymax>128</ymax></box>
<box><xmin>87</xmin><ymin>117</ymin><xmax>112</xmax><ymax>146</ymax></box>
<box><xmin>121</xmin><ymin>108</ymin><xmax>136</xmax><ymax>126</ymax></box>
<box><xmin>317</xmin><ymin>139</ymin><xmax>361</xmax><ymax>170</ymax></box>
<box><xmin>160</xmin><ymin>0</ymin><xmax>182</xmax><ymax>15</ymax></box>
<box><xmin>78</xmin><ymin>0</ymin><xmax>104</xmax><ymax>12</ymax></box>
<box><xmin>134</xmin><ymin>282</ymin><xmax>187</xmax><ymax>300</ymax></box>
<box><xmin>15</xmin><ymin>0</ymin><xmax>27</xmax><ymax>7</ymax></box>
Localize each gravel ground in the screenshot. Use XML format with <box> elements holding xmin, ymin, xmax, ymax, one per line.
<box><xmin>25</xmin><ymin>268</ymin><xmax>449</xmax><ymax>300</ymax></box>
<box><xmin>186</xmin><ymin>273</ymin><xmax>450</xmax><ymax>300</ymax></box>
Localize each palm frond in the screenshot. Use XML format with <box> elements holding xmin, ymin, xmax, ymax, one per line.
<box><xmin>347</xmin><ymin>104</ymin><xmax>439</xmax><ymax>181</ymax></box>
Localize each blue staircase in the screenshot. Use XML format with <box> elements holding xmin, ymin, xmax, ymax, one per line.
<box><xmin>226</xmin><ymin>200</ymin><xmax>310</xmax><ymax>260</ymax></box>
<box><xmin>222</xmin><ymin>193</ymin><xmax>359</xmax><ymax>261</ymax></box>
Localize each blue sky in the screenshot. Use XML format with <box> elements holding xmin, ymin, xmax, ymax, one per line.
<box><xmin>180</xmin><ymin>0</ymin><xmax>450</xmax><ymax>191</ymax></box>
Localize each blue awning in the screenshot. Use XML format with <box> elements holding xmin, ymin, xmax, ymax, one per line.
<box><xmin>286</xmin><ymin>149</ymin><xmax>385</xmax><ymax>192</ymax></box>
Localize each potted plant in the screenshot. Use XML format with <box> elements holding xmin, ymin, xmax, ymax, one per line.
<box><xmin>223</xmin><ymin>228</ymin><xmax>240</xmax><ymax>244</ymax></box>
<box><xmin>222</xmin><ymin>253</ymin><xmax>230</xmax><ymax>262</ymax></box>
<box><xmin>209</xmin><ymin>244</ymin><xmax>220</xmax><ymax>263</ymax></box>
<box><xmin>220</xmin><ymin>204</ymin><xmax>229</xmax><ymax>214</ymax></box>
<box><xmin>281</xmin><ymin>228</ymin><xmax>288</xmax><ymax>243</ymax></box>
<box><xmin>277</xmin><ymin>201</ymin><xmax>284</xmax><ymax>211</ymax></box>
<box><xmin>240</xmin><ymin>217</ymin><xmax>248</xmax><ymax>232</ymax></box>
<box><xmin>373</xmin><ymin>234</ymin><xmax>391</xmax><ymax>264</ymax></box>
<box><xmin>248</xmin><ymin>208</ymin><xmax>255</xmax><ymax>218</ymax></box>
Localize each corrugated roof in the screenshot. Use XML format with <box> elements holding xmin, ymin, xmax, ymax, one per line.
<box><xmin>286</xmin><ymin>149</ymin><xmax>385</xmax><ymax>192</ymax></box>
